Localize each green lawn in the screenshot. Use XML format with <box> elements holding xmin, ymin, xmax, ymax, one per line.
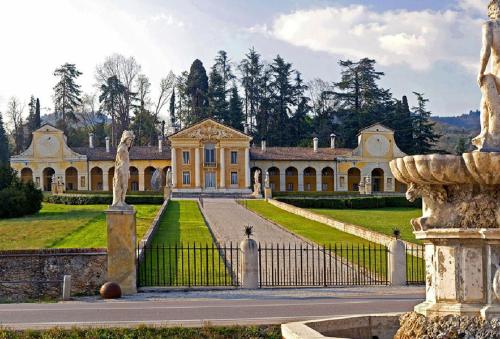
<box><xmin>242</xmin><ymin>200</ymin><xmax>388</xmax><ymax>279</ymax></box>
<box><xmin>0</xmin><ymin>203</ymin><xmax>161</xmax><ymax>250</ymax></box>
<box><xmin>309</xmin><ymin>207</ymin><xmax>421</xmax><ymax>243</ymax></box>
<box><xmin>139</xmin><ymin>200</ymin><xmax>234</xmax><ymax>287</ymax></box>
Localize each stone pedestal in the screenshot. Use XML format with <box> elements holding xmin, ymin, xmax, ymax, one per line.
<box><xmin>264</xmin><ymin>187</ymin><xmax>272</xmax><ymax>200</ymax></box>
<box><xmin>252</xmin><ymin>183</ymin><xmax>262</xmax><ymax>198</ymax></box>
<box><xmin>240</xmin><ymin>238</ymin><xmax>259</xmax><ymax>289</ymax></box>
<box><xmin>105</xmin><ymin>207</ymin><xmax>137</xmax><ymax>294</ymax></box>
<box><xmin>414</xmin><ymin>229</ymin><xmax>500</xmax><ymax>319</ymax></box>
<box><xmin>388</xmin><ymin>239</ymin><xmax>406</xmax><ymax>286</ymax></box>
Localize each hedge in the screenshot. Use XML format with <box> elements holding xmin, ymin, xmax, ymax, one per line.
<box><xmin>275</xmin><ymin>196</ymin><xmax>421</xmax><ymax>209</ymax></box>
<box><xmin>273</xmin><ymin>191</ymin><xmax>360</xmax><ymax>198</ymax></box>
<box><xmin>0</xmin><ymin>167</ymin><xmax>43</xmax><ymax>218</ymax></box>
<box><xmin>45</xmin><ymin>194</ymin><xmax>163</xmax><ymax>205</ymax></box>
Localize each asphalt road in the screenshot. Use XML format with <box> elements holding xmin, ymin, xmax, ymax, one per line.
<box><xmin>0</xmin><ymin>286</ymin><xmax>424</xmax><ymax>329</ymax></box>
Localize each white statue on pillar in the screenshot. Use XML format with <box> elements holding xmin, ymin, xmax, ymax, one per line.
<box><xmin>253</xmin><ymin>169</ymin><xmax>261</xmax><ymax>196</ymax></box>
<box><xmin>111</xmin><ymin>130</ymin><xmax>135</xmax><ymax>209</ymax></box>
<box><xmin>474</xmin><ymin>0</ymin><xmax>500</xmax><ymax>151</ymax></box>
<box><xmin>166</xmin><ymin>168</ymin><xmax>172</xmax><ymax>188</ymax></box>
<box><xmin>264</xmin><ymin>171</ymin><xmax>270</xmax><ymax>189</ymax></box>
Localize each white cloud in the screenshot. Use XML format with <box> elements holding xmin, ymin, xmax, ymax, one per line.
<box><xmin>252</xmin><ymin>3</ymin><xmax>484</xmax><ymax>72</ymax></box>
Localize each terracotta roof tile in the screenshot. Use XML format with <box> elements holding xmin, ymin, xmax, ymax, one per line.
<box><xmin>250</xmin><ymin>147</ymin><xmax>352</xmax><ymax>161</ymax></box>
<box><xmin>72</xmin><ymin>146</ymin><xmax>171</xmax><ymax>161</ymax></box>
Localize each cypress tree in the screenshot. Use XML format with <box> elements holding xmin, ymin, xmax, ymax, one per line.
<box><xmin>169</xmin><ymin>89</ymin><xmax>176</xmax><ymax>128</ymax></box>
<box><xmin>0</xmin><ymin>113</ymin><xmax>9</xmax><ymax>167</ymax></box>
<box><xmin>207</xmin><ymin>64</ymin><xmax>227</xmax><ymax>121</ymax></box>
<box><xmin>186</xmin><ymin>59</ymin><xmax>208</xmax><ymax>124</ymax></box>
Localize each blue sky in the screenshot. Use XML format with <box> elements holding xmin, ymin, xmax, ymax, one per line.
<box><xmin>0</xmin><ymin>0</ymin><xmax>490</xmax><ymax>122</ymax></box>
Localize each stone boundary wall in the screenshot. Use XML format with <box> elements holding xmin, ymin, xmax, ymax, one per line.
<box><xmin>137</xmin><ymin>198</ymin><xmax>170</xmax><ymax>260</ymax></box>
<box><xmin>268</xmin><ymin>199</ymin><xmax>422</xmax><ymax>257</ymax></box>
<box><xmin>0</xmin><ymin>248</ymin><xmax>107</xmax><ymax>302</ymax></box>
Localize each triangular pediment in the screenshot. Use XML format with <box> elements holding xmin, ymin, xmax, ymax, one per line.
<box><xmin>35</xmin><ymin>123</ymin><xmax>62</xmax><ymax>133</ymax></box>
<box><xmin>358</xmin><ymin>123</ymin><xmax>394</xmax><ymax>135</ymax></box>
<box><xmin>169</xmin><ymin>119</ymin><xmax>252</xmax><ymax>141</ymax></box>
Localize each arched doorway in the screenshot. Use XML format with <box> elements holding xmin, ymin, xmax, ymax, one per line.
<box><xmin>65</xmin><ymin>167</ymin><xmax>78</xmax><ymax>191</ymax></box>
<box><xmin>250</xmin><ymin>167</ymin><xmax>262</xmax><ymax>186</ymax></box>
<box><xmin>144</xmin><ymin>166</ymin><xmax>156</xmax><ymax>191</ymax></box>
<box><xmin>347</xmin><ymin>168</ymin><xmax>361</xmax><ymax>192</ymax></box>
<box><xmin>90</xmin><ymin>167</ymin><xmax>103</xmax><ymax>191</ymax></box>
<box><xmin>285</xmin><ymin>167</ymin><xmax>298</xmax><ymax>192</ymax></box>
<box><xmin>268</xmin><ymin>167</ymin><xmax>280</xmax><ymax>192</ymax></box>
<box><xmin>42</xmin><ymin>167</ymin><xmax>55</xmax><ymax>191</ymax></box>
<box><xmin>303</xmin><ymin>167</ymin><xmax>316</xmax><ymax>192</ymax></box>
<box><xmin>129</xmin><ymin>166</ymin><xmax>139</xmax><ymax>191</ymax></box>
<box><xmin>21</xmin><ymin>168</ymin><xmax>33</xmax><ymax>183</ymax></box>
<box><xmin>372</xmin><ymin>168</ymin><xmax>384</xmax><ymax>192</ymax></box>
<box><xmin>108</xmin><ymin>167</ymin><xmax>115</xmax><ymax>192</ymax></box>
<box><xmin>321</xmin><ymin>167</ymin><xmax>334</xmax><ymax>191</ymax></box>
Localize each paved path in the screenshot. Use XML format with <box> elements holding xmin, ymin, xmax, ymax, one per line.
<box><xmin>201</xmin><ymin>198</ymin><xmax>309</xmax><ymax>245</ymax></box>
<box><xmin>200</xmin><ymin>199</ymin><xmax>378</xmax><ymax>285</ymax></box>
<box><xmin>0</xmin><ymin>286</ymin><xmax>424</xmax><ymax>329</ymax></box>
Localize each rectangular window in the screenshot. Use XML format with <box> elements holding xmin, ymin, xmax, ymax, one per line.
<box><xmin>205</xmin><ymin>148</ymin><xmax>215</xmax><ymax>164</ymax></box>
<box><xmin>131</xmin><ymin>182</ymin><xmax>139</xmax><ymax>191</ymax></box>
<box><xmin>230</xmin><ymin>151</ymin><xmax>238</xmax><ymax>164</ymax></box>
<box><xmin>305</xmin><ymin>183</ymin><xmax>311</xmax><ymax>191</ymax></box>
<box><xmin>80</xmin><ymin>176</ymin><xmax>85</xmax><ymax>188</ymax></box>
<box><xmin>231</xmin><ymin>172</ymin><xmax>238</xmax><ymax>185</ymax></box>
<box><xmin>182</xmin><ymin>151</ymin><xmax>190</xmax><ymax>164</ymax></box>
<box><xmin>270</xmin><ymin>183</ymin><xmax>276</xmax><ymax>191</ymax></box>
<box><xmin>322</xmin><ymin>183</ymin><xmax>328</xmax><ymax>191</ymax></box>
<box><xmin>287</xmin><ymin>183</ymin><xmax>293</xmax><ymax>191</ymax></box>
<box><xmin>182</xmin><ymin>171</ymin><xmax>191</xmax><ymax>185</ymax></box>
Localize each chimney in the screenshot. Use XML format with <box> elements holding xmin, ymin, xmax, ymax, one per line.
<box><xmin>313</xmin><ymin>137</ymin><xmax>319</xmax><ymax>152</ymax></box>
<box><xmin>89</xmin><ymin>133</ymin><xmax>94</xmax><ymax>148</ymax></box>
<box><xmin>158</xmin><ymin>136</ymin><xmax>163</xmax><ymax>153</ymax></box>
<box><xmin>261</xmin><ymin>139</ymin><xmax>266</xmax><ymax>152</ymax></box>
<box><xmin>330</xmin><ymin>133</ymin><xmax>336</xmax><ymax>149</ymax></box>
<box><xmin>244</xmin><ymin>123</ymin><xmax>249</xmax><ymax>135</ymax></box>
<box><xmin>105</xmin><ymin>137</ymin><xmax>110</xmax><ymax>153</ymax></box>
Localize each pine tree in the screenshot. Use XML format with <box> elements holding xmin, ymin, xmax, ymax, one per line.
<box><xmin>0</xmin><ymin>113</ymin><xmax>9</xmax><ymax>167</ymax></box>
<box><xmin>333</xmin><ymin>58</ymin><xmax>392</xmax><ymax>147</ymax></box>
<box><xmin>99</xmin><ymin>75</ymin><xmax>127</xmax><ymax>146</ymax></box>
<box><xmin>290</xmin><ymin>72</ymin><xmax>312</xmax><ymax>145</ymax></box>
<box><xmin>227</xmin><ymin>84</ymin><xmax>244</xmax><ymax>130</ymax></box>
<box><xmin>268</xmin><ymin>55</ymin><xmax>296</xmax><ymax>146</ymax></box>
<box><xmin>411</xmin><ymin>92</ymin><xmax>441</xmax><ymax>154</ymax></box>
<box><xmin>53</xmin><ymin>63</ymin><xmax>82</xmax><ymax>133</ymax></box>
<box><xmin>455</xmin><ymin>137</ymin><xmax>468</xmax><ymax>155</ymax></box>
<box><xmin>186</xmin><ymin>59</ymin><xmax>209</xmax><ymax>124</ymax></box>
<box><xmin>207</xmin><ymin>63</ymin><xmax>227</xmax><ymax>122</ymax></box>
<box><xmin>239</xmin><ymin>48</ymin><xmax>264</xmax><ymax>132</ymax></box>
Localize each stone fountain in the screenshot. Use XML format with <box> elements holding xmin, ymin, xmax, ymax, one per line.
<box><xmin>389</xmin><ymin>1</ymin><xmax>500</xmax><ymax>320</ymax></box>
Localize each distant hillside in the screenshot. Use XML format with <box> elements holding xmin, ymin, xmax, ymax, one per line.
<box><xmin>431</xmin><ymin>110</ymin><xmax>480</xmax><ymax>154</ymax></box>
<box><xmin>432</xmin><ymin>110</ymin><xmax>480</xmax><ymax>130</ymax></box>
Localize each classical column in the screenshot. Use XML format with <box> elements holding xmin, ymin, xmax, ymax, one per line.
<box><xmin>220</xmin><ymin>147</ymin><xmax>225</xmax><ymax>188</ymax></box>
<box><xmin>171</xmin><ymin>147</ymin><xmax>177</xmax><ymax>187</ymax></box>
<box><xmin>245</xmin><ymin>147</ymin><xmax>250</xmax><ymax>188</ymax></box>
<box><xmin>195</xmin><ymin>147</ymin><xmax>200</xmax><ymax>188</ymax></box>
<box><xmin>103</xmin><ymin>171</ymin><xmax>109</xmax><ymax>191</ymax></box>
<box><xmin>298</xmin><ymin>172</ymin><xmax>304</xmax><ymax>192</ymax></box>
<box><xmin>316</xmin><ymin>170</ymin><xmax>322</xmax><ymax>192</ymax></box>
<box><xmin>138</xmin><ymin>168</ymin><xmax>145</xmax><ymax>191</ymax></box>
<box><xmin>280</xmin><ymin>171</ymin><xmax>286</xmax><ymax>192</ymax></box>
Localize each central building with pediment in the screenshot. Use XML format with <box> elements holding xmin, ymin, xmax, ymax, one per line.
<box><xmin>10</xmin><ymin>118</ymin><xmax>407</xmax><ymax>195</ymax></box>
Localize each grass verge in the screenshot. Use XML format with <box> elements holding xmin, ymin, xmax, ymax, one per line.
<box><xmin>0</xmin><ymin>324</ymin><xmax>282</xmax><ymax>338</ymax></box>
<box><xmin>138</xmin><ymin>200</ymin><xmax>234</xmax><ymax>287</ymax></box>
<box><xmin>0</xmin><ymin>203</ymin><xmax>159</xmax><ymax>250</ymax></box>
<box><xmin>309</xmin><ymin>207</ymin><xmax>421</xmax><ymax>243</ymax></box>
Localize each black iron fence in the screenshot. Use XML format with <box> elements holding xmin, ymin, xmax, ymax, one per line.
<box><xmin>405</xmin><ymin>243</ymin><xmax>425</xmax><ymax>285</ymax></box>
<box><xmin>137</xmin><ymin>243</ymin><xmax>239</xmax><ymax>287</ymax></box>
<box><xmin>258</xmin><ymin>243</ymin><xmax>389</xmax><ymax>287</ymax></box>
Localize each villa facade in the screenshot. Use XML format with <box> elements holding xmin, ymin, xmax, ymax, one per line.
<box><xmin>10</xmin><ymin>118</ymin><xmax>407</xmax><ymax>194</ymax></box>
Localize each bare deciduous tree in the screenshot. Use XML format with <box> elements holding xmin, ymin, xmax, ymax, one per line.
<box><xmin>6</xmin><ymin>97</ymin><xmax>25</xmax><ymax>154</ymax></box>
<box><xmin>154</xmin><ymin>71</ymin><xmax>176</xmax><ymax>118</ymax></box>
